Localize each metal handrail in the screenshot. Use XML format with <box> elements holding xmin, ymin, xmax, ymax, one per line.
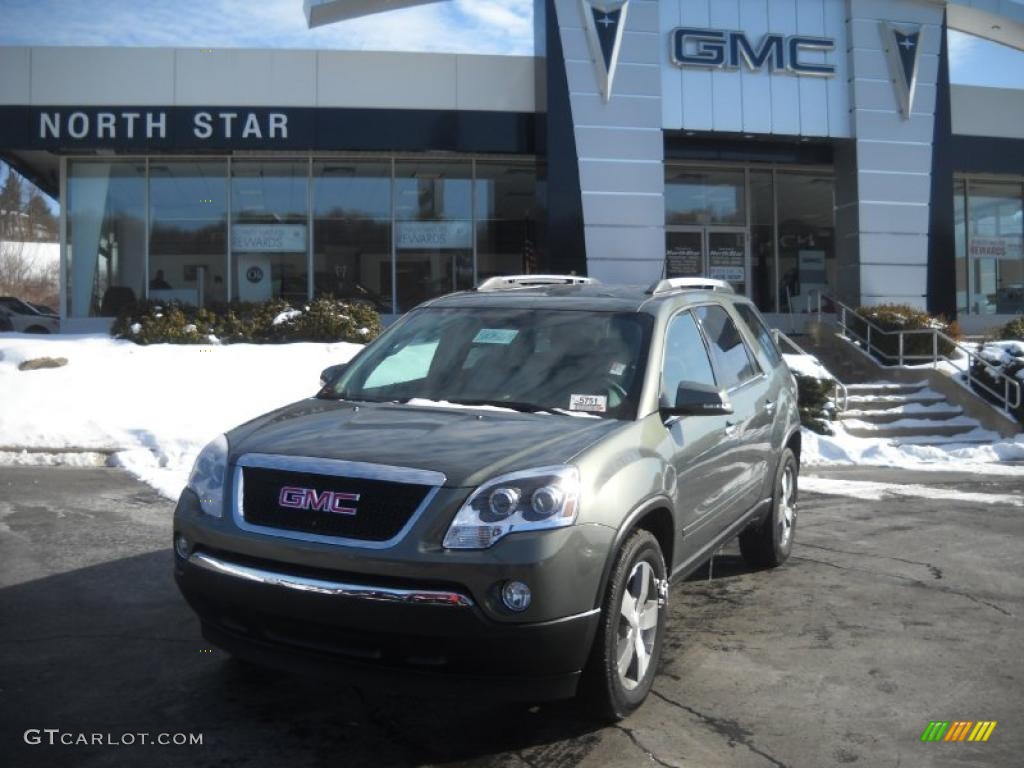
<box><xmin>773</xmin><ymin>328</ymin><xmax>849</xmax><ymax>412</ymax></box>
<box><xmin>809</xmin><ymin>290</ymin><xmax>1021</xmax><ymax>416</ymax></box>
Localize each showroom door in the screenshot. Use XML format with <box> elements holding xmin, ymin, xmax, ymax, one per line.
<box><xmin>665</xmin><ymin>228</ymin><xmax>749</xmax><ymax>297</ymax></box>
<box><xmin>705</xmin><ymin>229</ymin><xmax>749</xmax><ymax>297</ymax></box>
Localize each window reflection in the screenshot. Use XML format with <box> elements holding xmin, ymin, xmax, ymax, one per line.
<box><xmin>149</xmin><ymin>161</ymin><xmax>227</xmax><ymax>307</ymax></box>
<box><xmin>964</xmin><ymin>179</ymin><xmax>1024</xmax><ymax>315</ymax></box>
<box><xmin>475</xmin><ymin>160</ymin><xmax>538</xmax><ymax>282</ymax></box>
<box><xmin>665</xmin><ymin>168</ymin><xmax>745</xmax><ymax>226</ymax></box>
<box><xmin>393</xmin><ymin>161</ymin><xmax>473</xmax><ymax>312</ymax></box>
<box><xmin>67</xmin><ymin>160</ymin><xmax>146</xmax><ymax>317</ymax></box>
<box><xmin>776</xmin><ymin>172</ymin><xmax>835</xmax><ymax>313</ymax></box>
<box><xmin>313</xmin><ymin>160</ymin><xmax>393</xmax><ymax>313</ymax></box>
<box><xmin>231</xmin><ymin>160</ymin><xmax>308</xmax><ymax>304</ymax></box>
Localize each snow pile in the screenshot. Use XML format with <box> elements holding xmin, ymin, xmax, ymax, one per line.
<box><xmin>801</xmin><ymin>423</ymin><xmax>1024</xmax><ymax>475</ymax></box>
<box><xmin>0</xmin><ymin>333</ymin><xmax>361</xmax><ymax>497</ymax></box>
<box><xmin>782</xmin><ymin>352</ymin><xmax>832</xmax><ymax>381</ymax></box>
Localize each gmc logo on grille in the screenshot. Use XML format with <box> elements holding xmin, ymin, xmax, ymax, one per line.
<box><xmin>278</xmin><ymin>486</ymin><xmax>360</xmax><ymax>516</ymax></box>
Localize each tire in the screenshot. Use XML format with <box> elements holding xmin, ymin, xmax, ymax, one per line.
<box><xmin>739</xmin><ymin>447</ymin><xmax>798</xmax><ymax>568</ymax></box>
<box><xmin>580</xmin><ymin>529</ymin><xmax>667</xmax><ymax>721</ymax></box>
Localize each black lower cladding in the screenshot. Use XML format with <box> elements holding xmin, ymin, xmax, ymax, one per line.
<box><xmin>241</xmin><ymin>467</ymin><xmax>430</xmax><ymax>541</ymax></box>
<box><xmin>176</xmin><ymin>556</ymin><xmax>599</xmax><ymax>699</ymax></box>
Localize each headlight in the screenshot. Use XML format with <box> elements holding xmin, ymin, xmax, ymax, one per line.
<box><xmin>443</xmin><ymin>466</ymin><xmax>580</xmax><ymax>550</ymax></box>
<box><xmin>187</xmin><ymin>434</ymin><xmax>228</xmax><ymax>518</ymax></box>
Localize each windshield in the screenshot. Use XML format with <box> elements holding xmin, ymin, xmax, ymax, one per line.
<box><xmin>0</xmin><ymin>298</ymin><xmax>37</xmax><ymax>315</ymax></box>
<box><xmin>323</xmin><ymin>307</ymin><xmax>653</xmax><ymax>420</ymax></box>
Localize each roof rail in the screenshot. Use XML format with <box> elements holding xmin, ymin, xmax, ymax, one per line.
<box><xmin>476</xmin><ymin>274</ymin><xmax>600</xmax><ymax>292</ymax></box>
<box><xmin>646</xmin><ymin>277</ymin><xmax>735</xmax><ymax>296</ymax></box>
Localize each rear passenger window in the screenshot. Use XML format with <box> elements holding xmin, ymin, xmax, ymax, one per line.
<box><xmin>735</xmin><ymin>304</ymin><xmax>784</xmax><ymax>368</ymax></box>
<box><xmin>661</xmin><ymin>311</ymin><xmax>717</xmax><ymax>403</ymax></box>
<box><xmin>695</xmin><ymin>305</ymin><xmax>759</xmax><ymax>389</ymax></box>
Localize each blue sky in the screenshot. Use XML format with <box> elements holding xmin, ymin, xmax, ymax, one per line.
<box><xmin>0</xmin><ymin>0</ymin><xmax>1022</xmax><ymax>89</ymax></box>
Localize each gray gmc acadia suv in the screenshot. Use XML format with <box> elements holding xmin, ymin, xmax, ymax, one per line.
<box><xmin>174</xmin><ymin>276</ymin><xmax>801</xmax><ymax>719</ymax></box>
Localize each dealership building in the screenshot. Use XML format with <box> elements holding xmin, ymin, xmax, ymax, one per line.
<box><xmin>0</xmin><ymin>0</ymin><xmax>1022</xmax><ymax>331</ymax></box>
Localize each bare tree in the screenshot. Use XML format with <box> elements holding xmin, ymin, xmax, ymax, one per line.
<box><xmin>0</xmin><ymin>239</ymin><xmax>60</xmax><ymax>308</ymax></box>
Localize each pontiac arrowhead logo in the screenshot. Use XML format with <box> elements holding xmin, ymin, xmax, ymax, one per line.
<box><xmin>880</xmin><ymin>22</ymin><xmax>923</xmax><ymax>119</ymax></box>
<box><xmin>580</xmin><ymin>0</ymin><xmax>630</xmax><ymax>102</ymax></box>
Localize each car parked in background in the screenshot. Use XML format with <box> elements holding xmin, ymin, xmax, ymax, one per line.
<box><xmin>0</xmin><ymin>296</ymin><xmax>59</xmax><ymax>333</ymax></box>
<box><xmin>174</xmin><ymin>275</ymin><xmax>801</xmax><ymax>719</ymax></box>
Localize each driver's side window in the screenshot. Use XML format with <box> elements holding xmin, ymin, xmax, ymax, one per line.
<box><xmin>661</xmin><ymin>311</ymin><xmax>717</xmax><ymax>404</ymax></box>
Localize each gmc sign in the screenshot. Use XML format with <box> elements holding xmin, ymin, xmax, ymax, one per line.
<box><xmin>671</xmin><ymin>28</ymin><xmax>836</xmax><ymax>77</ymax></box>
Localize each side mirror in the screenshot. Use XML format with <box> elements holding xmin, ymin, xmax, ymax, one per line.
<box><xmin>319</xmin><ymin>363</ymin><xmax>348</xmax><ymax>388</ymax></box>
<box><xmin>661</xmin><ymin>381</ymin><xmax>734</xmax><ymax>418</ymax></box>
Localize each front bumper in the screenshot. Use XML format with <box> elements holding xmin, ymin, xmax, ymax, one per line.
<box><xmin>175</xmin><ymin>548</ymin><xmax>601</xmax><ymax>700</ymax></box>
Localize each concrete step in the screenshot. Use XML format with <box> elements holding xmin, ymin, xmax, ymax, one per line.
<box><xmin>843</xmin><ymin>393</ymin><xmax>947</xmax><ymax>410</ymax></box>
<box><xmin>839</xmin><ymin>405</ymin><xmax>964</xmax><ymax>424</ymax></box>
<box><xmin>845</xmin><ymin>382</ymin><xmax>930</xmax><ymax>396</ymax></box>
<box><xmin>888</xmin><ymin>428</ymin><xmax>1004</xmax><ymax>447</ymax></box>
<box><xmin>841</xmin><ymin>414</ymin><xmax>983</xmax><ymax>439</ymax></box>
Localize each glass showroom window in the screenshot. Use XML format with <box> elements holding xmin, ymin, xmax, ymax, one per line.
<box><xmin>775</xmin><ymin>172</ymin><xmax>835</xmax><ymax>313</ymax></box>
<box><xmin>66</xmin><ymin>160</ymin><xmax>146</xmax><ymax>317</ymax></box>
<box><xmin>475</xmin><ymin>160</ymin><xmax>538</xmax><ymax>282</ymax></box>
<box><xmin>963</xmin><ymin>179</ymin><xmax>1024</xmax><ymax>315</ymax></box>
<box><xmin>393</xmin><ymin>160</ymin><xmax>473</xmax><ymax>313</ymax></box>
<box><xmin>231</xmin><ymin>160</ymin><xmax>309</xmax><ymax>304</ymax></box>
<box><xmin>748</xmin><ymin>170</ymin><xmax>775</xmax><ymax>312</ymax></box>
<box><xmin>148</xmin><ymin>160</ymin><xmax>228</xmax><ymax>307</ymax></box>
<box><xmin>954</xmin><ymin>179</ymin><xmax>969</xmax><ymax>314</ymax></box>
<box><xmin>665</xmin><ymin>167</ymin><xmax>746</xmax><ymax>226</ymax></box>
<box><xmin>313</xmin><ymin>160</ymin><xmax>393</xmax><ymax>314</ymax></box>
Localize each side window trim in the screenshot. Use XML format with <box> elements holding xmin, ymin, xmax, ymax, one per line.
<box><xmin>733</xmin><ymin>302</ymin><xmax>783</xmax><ymax>370</ymax></box>
<box><xmin>694</xmin><ymin>302</ymin><xmax>765</xmax><ymax>394</ymax></box>
<box><xmin>661</xmin><ymin>308</ymin><xmax>719</xmax><ymax>401</ymax></box>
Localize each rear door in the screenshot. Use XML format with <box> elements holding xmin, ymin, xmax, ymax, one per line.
<box><xmin>694</xmin><ymin>304</ymin><xmax>771</xmax><ymax>524</ymax></box>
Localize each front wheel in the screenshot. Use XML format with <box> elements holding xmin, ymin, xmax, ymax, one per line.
<box><xmin>739</xmin><ymin>447</ymin><xmax>798</xmax><ymax>568</ymax></box>
<box><xmin>580</xmin><ymin>529</ymin><xmax>667</xmax><ymax>721</ymax></box>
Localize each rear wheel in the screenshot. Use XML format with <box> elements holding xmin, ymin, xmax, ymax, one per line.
<box><xmin>739</xmin><ymin>447</ymin><xmax>797</xmax><ymax>568</ymax></box>
<box><xmin>581</xmin><ymin>529</ymin><xmax>667</xmax><ymax>721</ymax></box>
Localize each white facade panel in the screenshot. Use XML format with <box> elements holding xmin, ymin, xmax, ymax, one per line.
<box><xmin>0</xmin><ymin>48</ymin><xmax>30</xmax><ymax>105</ymax></box>
<box><xmin>951</xmin><ymin>85</ymin><xmax>1024</xmax><ymax>139</ymax></box>
<box><xmin>661</xmin><ymin>0</ymin><xmax>851</xmax><ymax>138</ymax></box>
<box><xmin>455</xmin><ymin>55</ymin><xmax>536</xmax><ymax>112</ymax></box>
<box><xmin>176</xmin><ymin>50</ymin><xmax>316</xmax><ymax>107</ymax></box>
<box><xmin>31</xmin><ymin>47</ymin><xmax>175</xmax><ymax>106</ymax></box>
<box><xmin>316</xmin><ymin>51</ymin><xmax>457</xmax><ymax>109</ymax></box>
<box><xmin>586</xmin><ymin>257</ymin><xmax>664</xmax><ymax>285</ymax></box>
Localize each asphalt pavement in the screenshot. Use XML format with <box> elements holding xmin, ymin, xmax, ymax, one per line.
<box><xmin>1</xmin><ymin>464</ymin><xmax>1021</xmax><ymax>768</ymax></box>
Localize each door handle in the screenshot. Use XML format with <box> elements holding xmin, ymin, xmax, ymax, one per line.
<box><xmin>724</xmin><ymin>420</ymin><xmax>739</xmax><ymax>437</ymax></box>
<box><xmin>764</xmin><ymin>399</ymin><xmax>776</xmax><ymax>416</ymax></box>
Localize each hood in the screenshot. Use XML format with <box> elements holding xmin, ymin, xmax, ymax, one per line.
<box><xmin>228</xmin><ymin>399</ymin><xmax>625</xmax><ymax>487</ymax></box>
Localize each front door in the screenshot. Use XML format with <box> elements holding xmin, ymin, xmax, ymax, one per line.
<box><xmin>665</xmin><ymin>228</ymin><xmax>750</xmax><ymax>297</ymax></box>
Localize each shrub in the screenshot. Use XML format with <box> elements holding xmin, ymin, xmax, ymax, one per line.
<box><xmin>968</xmin><ymin>341</ymin><xmax>1024</xmax><ymax>425</ymax></box>
<box><xmin>998</xmin><ymin>316</ymin><xmax>1024</xmax><ymax>342</ymax></box>
<box><xmin>793</xmin><ymin>373</ymin><xmax>836</xmax><ymax>435</ymax></box>
<box><xmin>111</xmin><ymin>297</ymin><xmax>382</xmax><ymax>346</ymax></box>
<box><xmin>850</xmin><ymin>304</ymin><xmax>958</xmax><ymax>363</ymax></box>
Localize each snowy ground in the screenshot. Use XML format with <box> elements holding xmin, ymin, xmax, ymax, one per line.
<box><xmin>0</xmin><ymin>333</ymin><xmax>360</xmax><ymax>498</ymax></box>
<box><xmin>1</xmin><ymin>334</ymin><xmax>1022</xmax><ymax>501</ymax></box>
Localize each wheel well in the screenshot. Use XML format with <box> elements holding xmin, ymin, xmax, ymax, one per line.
<box><xmin>25</xmin><ymin>325</ymin><xmax>50</xmax><ymax>334</ymax></box>
<box><xmin>631</xmin><ymin>507</ymin><xmax>674</xmax><ymax>571</ymax></box>
<box><xmin>786</xmin><ymin>430</ymin><xmax>801</xmax><ymax>465</ymax></box>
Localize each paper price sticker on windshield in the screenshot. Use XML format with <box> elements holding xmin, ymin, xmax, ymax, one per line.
<box><xmin>570</xmin><ymin>394</ymin><xmax>607</xmax><ymax>413</ymax></box>
<box><xmin>473</xmin><ymin>328</ymin><xmax>518</xmax><ymax>345</ymax></box>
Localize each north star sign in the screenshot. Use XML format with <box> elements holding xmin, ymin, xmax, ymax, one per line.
<box><xmin>671</xmin><ymin>28</ymin><xmax>836</xmax><ymax>77</ymax></box>
<box><xmin>38</xmin><ymin>109</ymin><xmax>289</xmax><ymax>141</ymax></box>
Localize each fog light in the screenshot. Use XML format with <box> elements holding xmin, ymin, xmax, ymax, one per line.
<box><xmin>174</xmin><ymin>533</ymin><xmax>191</xmax><ymax>560</ymax></box>
<box><xmin>501</xmin><ymin>581</ymin><xmax>532</xmax><ymax>612</ymax></box>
